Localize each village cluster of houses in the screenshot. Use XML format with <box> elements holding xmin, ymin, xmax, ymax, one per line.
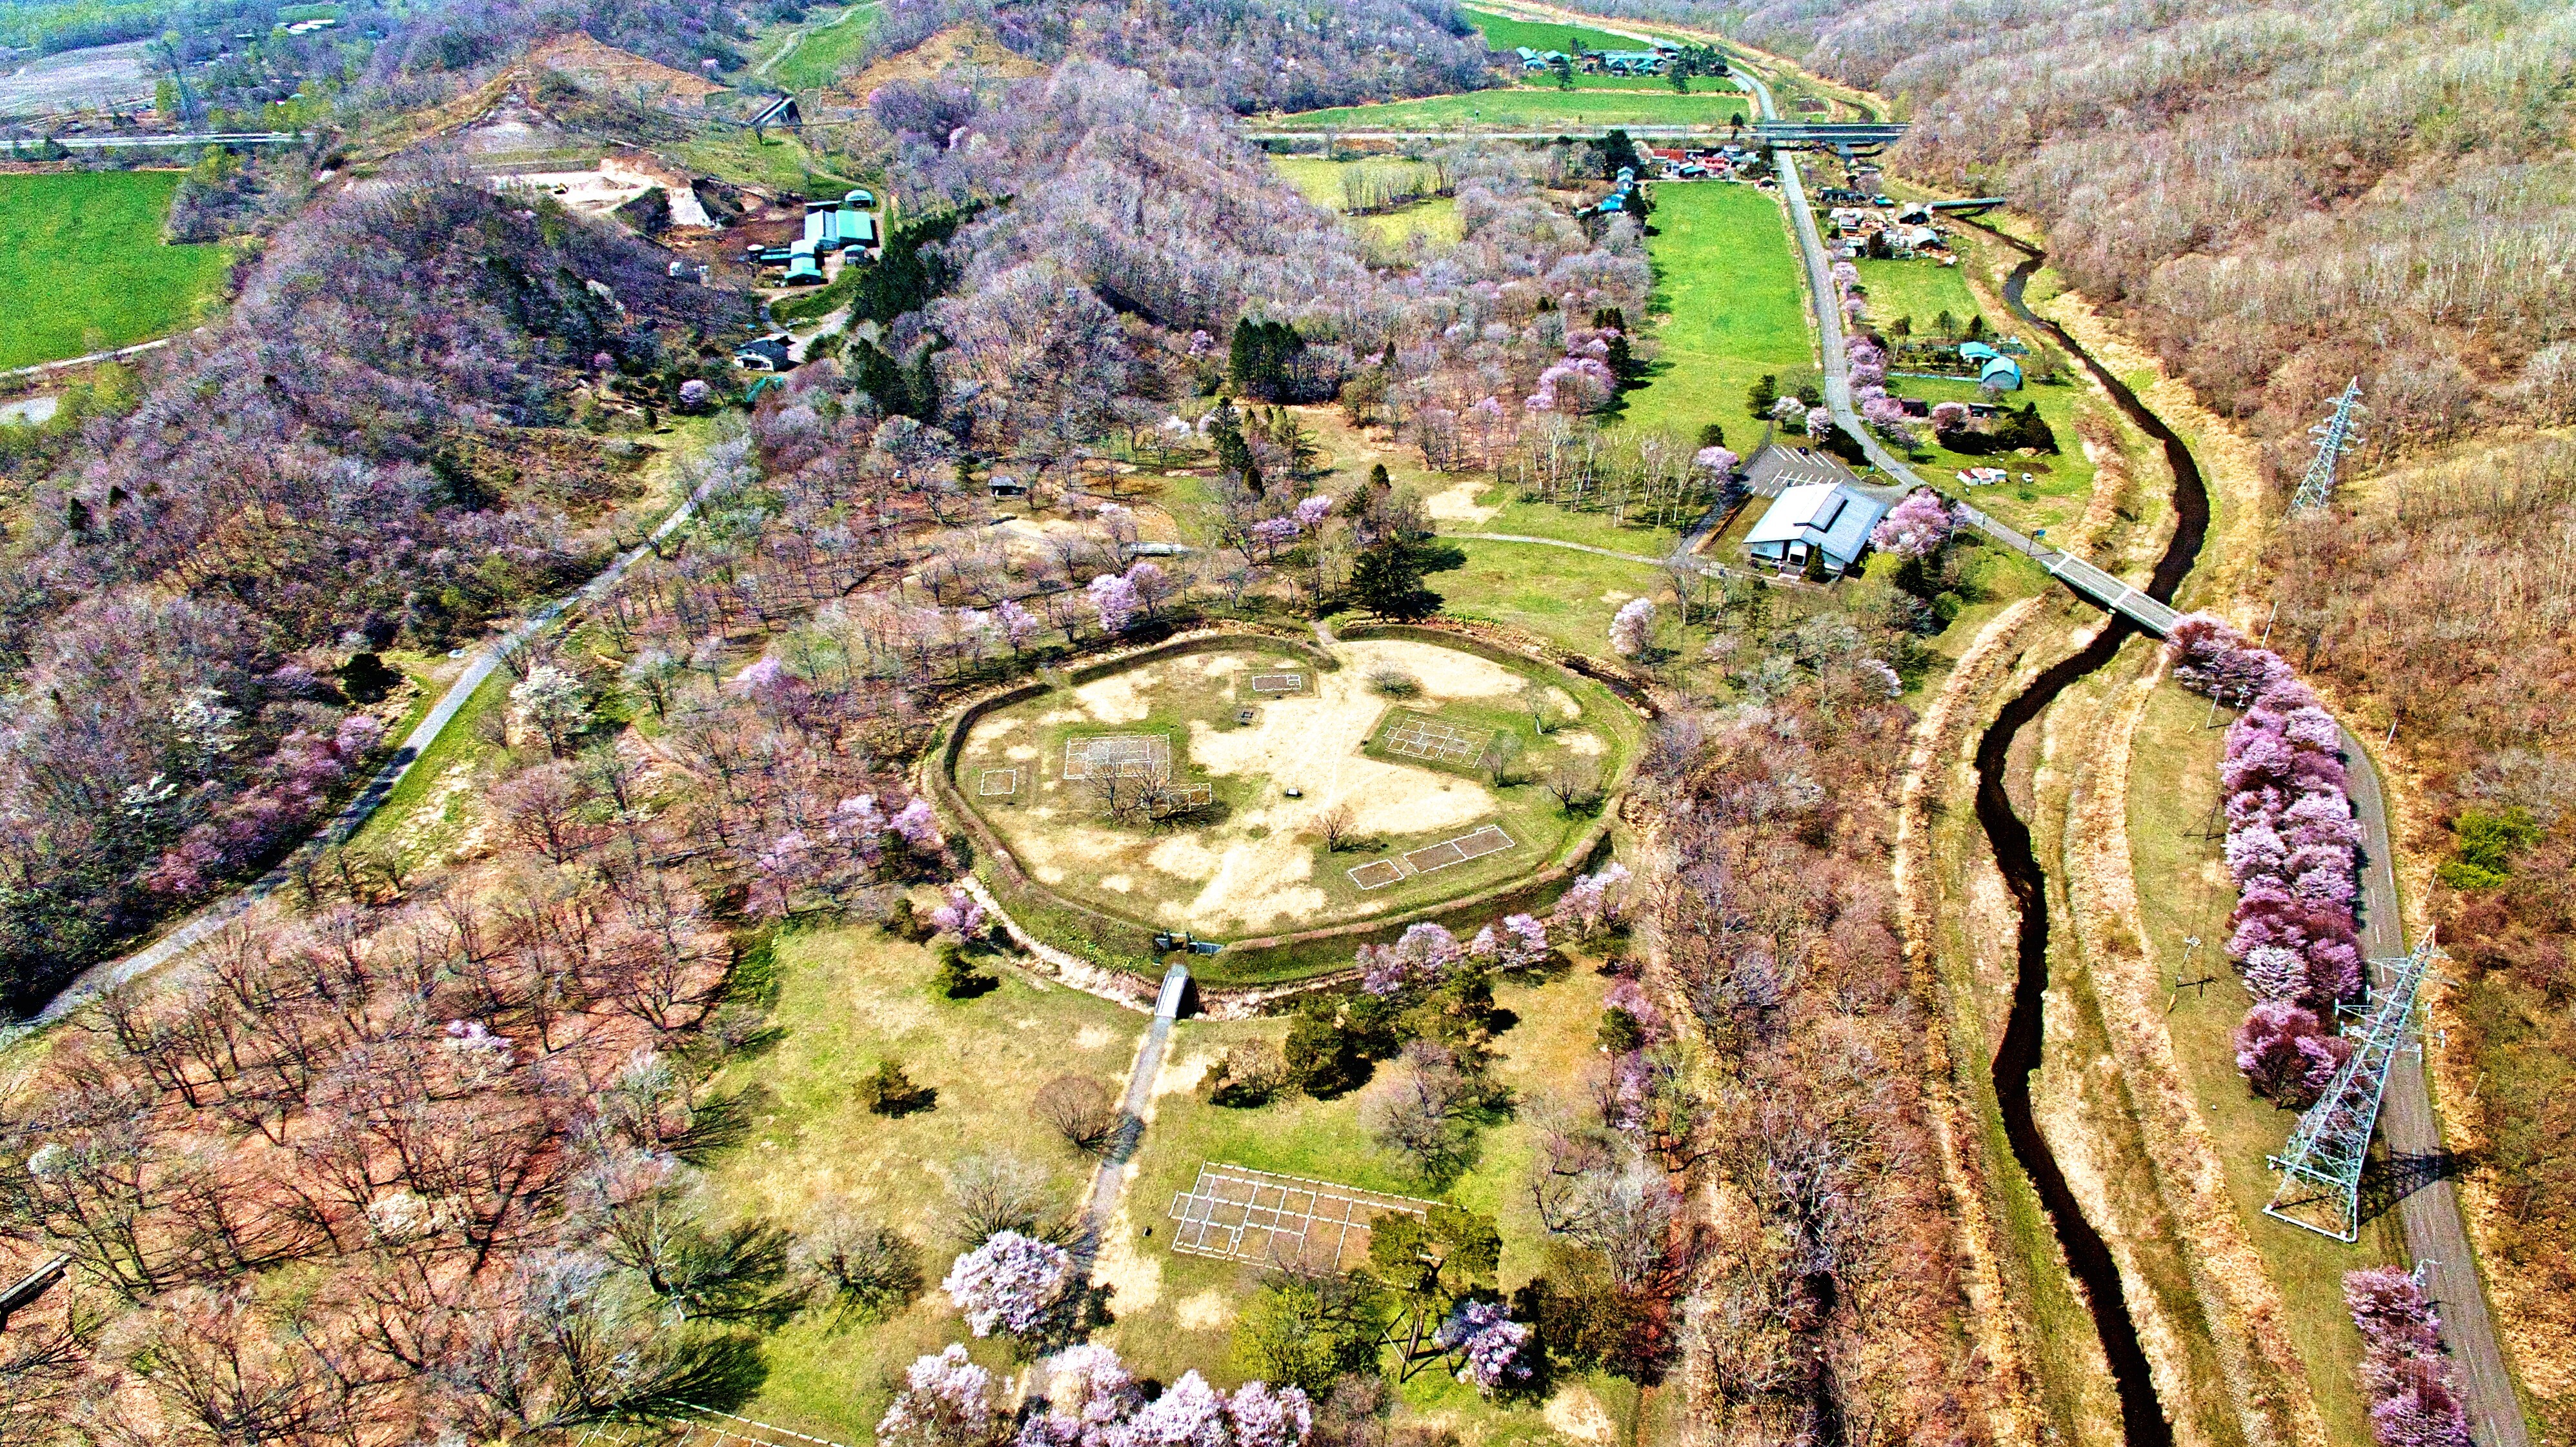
<box><xmin>1825</xmin><ymin>199</ymin><xmax>1951</xmax><ymax>259</ymax></box>
<box><xmin>1509</xmin><ymin>43</ymin><xmax>1678</xmax><ymax>75</ymax></box>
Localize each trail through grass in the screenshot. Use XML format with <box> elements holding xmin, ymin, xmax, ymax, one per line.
<box><xmin>0</xmin><ymin>172</ymin><xmax>232</xmax><ymax>369</ymax></box>
<box><xmin>767</xmin><ymin>1</ymin><xmax>880</xmax><ymax>90</ymax></box>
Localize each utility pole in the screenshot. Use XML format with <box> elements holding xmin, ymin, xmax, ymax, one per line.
<box><xmin>2263</xmin><ymin>931</ymin><xmax>2439</xmax><ymax>1242</ymax></box>
<box><xmin>2290</xmin><ymin>378</ymin><xmax>2366</xmax><ymax>513</ymax></box>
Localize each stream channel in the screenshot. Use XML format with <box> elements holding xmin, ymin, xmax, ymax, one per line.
<box><xmin>1966</xmin><ymin>231</ymin><xmax>2209</xmax><ymax>1447</ymax></box>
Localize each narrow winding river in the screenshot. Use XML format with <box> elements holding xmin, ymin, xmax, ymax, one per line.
<box><xmin>1967</xmin><ymin>236</ymin><xmax>2211</xmax><ymax>1447</ymax></box>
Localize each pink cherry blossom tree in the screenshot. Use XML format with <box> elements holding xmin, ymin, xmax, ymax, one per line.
<box><xmin>880</xmin><ymin>1345</ymin><xmax>1005</xmax><ymax>1447</ymax></box>
<box><xmin>1609</xmin><ymin>598</ymin><xmax>1656</xmax><ymax>657</ymax></box>
<box><xmin>1088</xmin><ymin>573</ymin><xmax>1142</xmax><ymax>635</ymax></box>
<box><xmin>942</xmin><ymin>1229</ymin><xmax>1075</xmax><ymax>1337</ymax></box>
<box><xmin>1871</xmin><ymin>490</ymin><xmax>1957</xmax><ymax>558</ymax></box>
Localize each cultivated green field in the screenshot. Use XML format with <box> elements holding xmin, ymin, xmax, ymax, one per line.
<box><xmin>767</xmin><ymin>1</ymin><xmax>879</xmax><ymax>91</ymax></box>
<box><xmin>1855</xmin><ymin>255</ymin><xmax>1989</xmax><ymax>338</ymax></box>
<box><xmin>0</xmin><ymin>172</ymin><xmax>232</xmax><ymax>370</ymax></box>
<box><xmin>1623</xmin><ymin>182</ymin><xmax>1814</xmax><ymax>436</ymax></box>
<box><xmin>1273</xmin><ymin>86</ymin><xmax>1748</xmax><ymax>130</ymax></box>
<box><xmin>1458</xmin><ymin>5</ymin><xmax>1655</xmax><ymax>55</ymax></box>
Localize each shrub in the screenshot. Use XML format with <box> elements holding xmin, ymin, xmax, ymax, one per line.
<box><xmin>1210</xmin><ymin>1040</ymin><xmax>1287</xmax><ymax>1108</ymax></box>
<box><xmin>793</xmin><ymin>1209</ymin><xmax>923</xmax><ymax>1321</ymax></box>
<box><xmin>1283</xmin><ymin>1013</ymin><xmax>1368</xmax><ymax>1098</ymax></box>
<box><xmin>1366</xmin><ymin>665</ymin><xmax>1422</xmax><ymax>698</ymax></box>
<box><xmin>858</xmin><ymin>1060</ymin><xmax>937</xmax><ymax>1117</ymax></box>
<box><xmin>1596</xmin><ymin>1006</ymin><xmax>1647</xmax><ymax>1055</ymax></box>
<box><xmin>932</xmin><ymin>940</ymin><xmax>992</xmax><ymax>999</ymax></box>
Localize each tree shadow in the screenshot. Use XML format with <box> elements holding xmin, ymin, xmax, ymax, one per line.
<box><xmin>667</xmin><ymin>1084</ymin><xmax>768</xmax><ymax>1162</ymax></box>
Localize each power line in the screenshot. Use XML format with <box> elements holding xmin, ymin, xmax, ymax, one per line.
<box><xmin>2290</xmin><ymin>378</ymin><xmax>2365</xmax><ymax>513</ymax></box>
<box><xmin>2262</xmin><ymin>929</ymin><xmax>2438</xmax><ymax>1242</ymax></box>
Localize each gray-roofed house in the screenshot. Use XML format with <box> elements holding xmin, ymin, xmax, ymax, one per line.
<box><xmin>1744</xmin><ymin>480</ymin><xmax>1890</xmax><ymax>578</ymax></box>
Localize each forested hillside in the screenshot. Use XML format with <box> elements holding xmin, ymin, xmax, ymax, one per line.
<box><xmin>861</xmin><ymin>0</ymin><xmax>1498</xmax><ymax>114</ymax></box>
<box><xmin>0</xmin><ymin>179</ymin><xmax>750</xmax><ymax>1010</ymax></box>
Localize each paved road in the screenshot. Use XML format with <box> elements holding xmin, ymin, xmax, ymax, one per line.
<box><xmin>1743</xmin><ymin>65</ymin><xmax>2183</xmax><ymax>635</ymax></box>
<box><xmin>37</xmin><ymin>130</ymin><xmax>306</xmax><ymax>148</ymax></box>
<box><xmin>15</xmin><ymin>469</ymin><xmax>729</xmax><ymax>1031</ymax></box>
<box><xmin>2342</xmin><ymin>734</ymin><xmax>2532</xmax><ymax>1447</ymax></box>
<box><xmin>1707</xmin><ymin>6</ymin><xmax>2524</xmax><ymax>1436</ymax></box>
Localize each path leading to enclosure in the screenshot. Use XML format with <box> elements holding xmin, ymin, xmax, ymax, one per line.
<box><xmin>1073</xmin><ymin>966</ymin><xmax>1192</xmax><ymax>1272</ymax></box>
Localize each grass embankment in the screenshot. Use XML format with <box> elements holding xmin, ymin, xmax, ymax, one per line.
<box><xmin>1624</xmin><ymin>181</ymin><xmax>1813</xmax><ymax>436</ymax></box>
<box><xmin>766</xmin><ymin>1</ymin><xmax>880</xmax><ymax>90</ymax></box>
<box><xmin>955</xmin><ymin>638</ymin><xmax>1632</xmax><ymax>947</ymax></box>
<box><xmin>1105</xmin><ymin>946</ymin><xmax>1644</xmax><ymax>1445</ymax></box>
<box><xmin>1273</xmin><ymin>88</ymin><xmax>1747</xmax><ymax>131</ymax></box>
<box><xmin>0</xmin><ymin>172</ymin><xmax>233</xmax><ymax>369</ymax></box>
<box><xmin>2124</xmin><ymin>680</ymin><xmax>2400</xmax><ymax>1446</ymax></box>
<box><xmin>701</xmin><ymin>922</ymin><xmax>1147</xmax><ymax>1441</ymax></box>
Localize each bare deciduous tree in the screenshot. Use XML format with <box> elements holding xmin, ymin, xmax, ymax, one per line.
<box><xmin>1032</xmin><ymin>1075</ymin><xmax>1122</xmax><ymax>1158</ymax></box>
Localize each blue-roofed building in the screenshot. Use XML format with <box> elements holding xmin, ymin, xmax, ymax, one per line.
<box><xmin>1744</xmin><ymin>480</ymin><xmax>1890</xmax><ymax>577</ymax></box>
<box><xmin>1957</xmin><ymin>341</ymin><xmax>1999</xmax><ymax>364</ymax></box>
<box><xmin>1978</xmin><ymin>355</ymin><xmax>2024</xmax><ymax>390</ymax></box>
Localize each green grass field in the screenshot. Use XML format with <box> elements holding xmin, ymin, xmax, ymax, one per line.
<box><xmin>1622</xmin><ymin>182</ymin><xmax>1814</xmax><ymax>436</ymax></box>
<box><xmin>1106</xmin><ymin>943</ymin><xmax>1645</xmax><ymax>1444</ymax></box>
<box><xmin>701</xmin><ymin>921</ymin><xmax>1147</xmax><ymax>1441</ymax></box>
<box><xmin>1457</xmin><ymin>5</ymin><xmax>1653</xmax><ymax>55</ymax></box>
<box><xmin>0</xmin><ymin>172</ymin><xmax>232</xmax><ymax>370</ymax></box>
<box><xmin>767</xmin><ymin>1</ymin><xmax>880</xmax><ymax>90</ymax></box>
<box><xmin>1855</xmin><ymin>255</ymin><xmax>1989</xmax><ymax>338</ymax></box>
<box><xmin>1274</xmin><ymin>87</ymin><xmax>1749</xmax><ymax>130</ymax></box>
<box><xmin>1428</xmin><ymin>538</ymin><xmax>1679</xmax><ymax>658</ymax></box>
<box><xmin>1269</xmin><ymin>157</ymin><xmax>1465</xmax><ymax>245</ymax></box>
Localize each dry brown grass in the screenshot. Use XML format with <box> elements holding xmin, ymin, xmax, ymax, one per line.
<box><xmin>1891</xmin><ymin>591</ymin><xmax>2059</xmax><ymax>1447</ymax></box>
<box><xmin>823</xmin><ymin>24</ymin><xmax>1045</xmax><ymax>104</ymax></box>
<box><xmin>2056</xmin><ymin>646</ymin><xmax>2329</xmax><ymax>1447</ymax></box>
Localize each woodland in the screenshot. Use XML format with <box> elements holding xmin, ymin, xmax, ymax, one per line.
<box><xmin>3</xmin><ymin>0</ymin><xmax>2568</xmax><ymax>1443</ymax></box>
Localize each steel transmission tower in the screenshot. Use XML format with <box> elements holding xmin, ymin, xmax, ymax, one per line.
<box><xmin>2290</xmin><ymin>378</ymin><xmax>2366</xmax><ymax>512</ymax></box>
<box><xmin>2263</xmin><ymin>931</ymin><xmax>2438</xmax><ymax>1242</ymax></box>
